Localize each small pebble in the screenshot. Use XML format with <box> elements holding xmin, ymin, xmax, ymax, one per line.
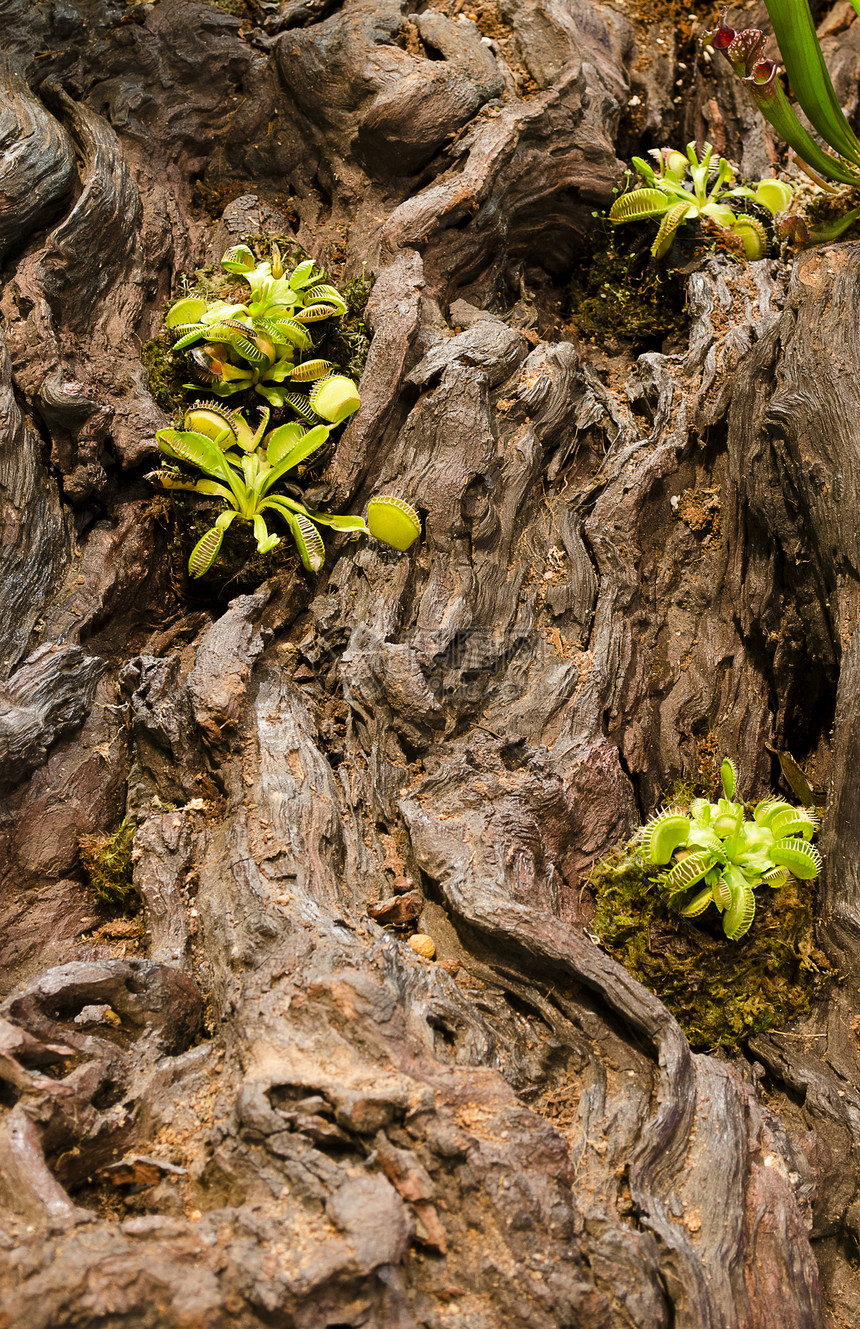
<box><xmin>408</xmin><ymin>934</ymin><xmax>436</xmax><ymax>960</ymax></box>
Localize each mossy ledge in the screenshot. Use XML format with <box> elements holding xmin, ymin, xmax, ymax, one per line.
<box><xmin>590</xmin><ymin>834</ymin><xmax>831</xmax><ymax>1051</ymax></box>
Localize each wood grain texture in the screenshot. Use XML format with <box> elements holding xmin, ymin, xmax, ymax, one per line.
<box><xmin>0</xmin><ymin>1</ymin><xmax>857</xmax><ymax>1326</ymax></box>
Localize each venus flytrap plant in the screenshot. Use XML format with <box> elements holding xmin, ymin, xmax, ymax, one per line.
<box><xmin>149</xmin><ymin>404</ymin><xmax>421</xmax><ymax>578</ymax></box>
<box><xmin>709</xmin><ymin>6</ymin><xmax>860</xmax><ymax>189</ymax></box>
<box><xmin>165</xmin><ymin>245</ymin><xmax>360</xmax><ymax>421</ymax></box>
<box><xmin>609</xmin><ymin>142</ymin><xmax>792</xmax><ymax>258</ymax></box>
<box><xmin>641</xmin><ymin>757</ymin><xmax>821</xmax><ymax>940</ymax></box>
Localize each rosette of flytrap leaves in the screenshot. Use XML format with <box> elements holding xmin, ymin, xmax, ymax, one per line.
<box><xmin>164</xmin><ymin>244</ymin><xmax>361</xmax><ymax>419</ymax></box>
<box><xmin>149</xmin><ymin>402</ymin><xmax>421</xmax><ymax>577</ymax></box>
<box><xmin>641</xmin><ymin>757</ymin><xmax>820</xmax><ymax>940</ymax></box>
<box><xmin>609</xmin><ymin>142</ymin><xmax>792</xmax><ymax>259</ymax></box>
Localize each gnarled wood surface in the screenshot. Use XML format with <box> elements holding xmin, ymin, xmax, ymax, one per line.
<box><xmin>2</xmin><ymin>1</ymin><xmax>860</xmax><ymax>1325</ymax></box>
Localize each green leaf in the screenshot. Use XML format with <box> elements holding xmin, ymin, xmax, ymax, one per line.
<box><xmin>255</xmin><ymin>384</ymin><xmax>290</xmax><ymax>408</ymax></box>
<box><xmin>608</xmin><ymin>189</ymin><xmax>675</xmax><ymax>224</ymax></box>
<box><xmin>165</xmin><ymin>297</ymin><xmax>208</xmax><ymax>329</ymax></box>
<box><xmin>305</xmin><ymin>511</ymin><xmax>369</xmax><ymax>532</ymax></box>
<box><xmin>260</xmin><ymin>318</ymin><xmax>313</xmax><ymax>351</ymax></box>
<box><xmin>755</xmin><ymin>179</ymin><xmax>793</xmax><ymax>215</ymax></box>
<box><xmin>641</xmin><ymin>812</ymin><xmax>691</xmax><ymax>865</ymax></box>
<box><xmin>731</xmin><ymin>216</ymin><xmax>769</xmax><ymax>261</ymax></box>
<box><xmin>723</xmin><ymin>879</ymin><xmax>756</xmax><ymax>940</ymax></box>
<box><xmin>261</xmin><ymin>425</ymin><xmax>331</xmax><ymax>492</ymax></box>
<box><xmin>309</xmin><ymin>375</ymin><xmax>361</xmax><ymax>425</ymax></box>
<box><xmin>712</xmin><ymin>871</ymin><xmax>732</xmax><ymax>911</ymax></box>
<box><xmin>768</xmin><ymin>807</ymin><xmax>817</xmax><ymax>840</ymax></box>
<box><xmin>662</xmin><ymin>851</ymin><xmax>714</xmax><ymax>896</ymax></box>
<box><xmin>156</xmin><ymin>428</ymin><xmax>233</xmax><ymax>479</ymax></box>
<box><xmin>290</xmin><ymin>358</ymin><xmax>335</xmax><ymax>382</ymax></box>
<box><xmin>188</xmin><ymin>513</ymin><xmax>237</xmax><ymax>577</ymax></box>
<box><xmin>263</xmin><ymin>422</ymin><xmax>306</xmax><ymax>466</ymax></box>
<box><xmin>221</xmin><ymin>244</ymin><xmax>256</xmax><ymax>273</ymax></box>
<box><xmin>152</xmin><ymin>473</ymin><xmax>235</xmax><ymax>502</ymax></box>
<box><xmin>170</xmin><ymin>324</ymin><xmax>207</xmax><ymax>351</ymax></box>
<box><xmin>260</xmin><ymin>358</ymin><xmax>295</xmax><ymax>384</ymax></box>
<box><xmin>631</xmin><ymin>156</ymin><xmax>657</xmax><ymax>184</ymax></box>
<box><xmin>288</xmin><ymin>259</ymin><xmax>321</xmax><ymax>290</ymax></box>
<box><xmin>287</xmin><ymin>512</ymin><xmax>326</xmax><ymax>572</ymax></box>
<box><xmin>769</xmin><ymin>839</ymin><xmax>822</xmax><ymax>879</ymax></box>
<box><xmin>678</xmin><ymin>885</ymin><xmax>715</xmax><ymax>917</ymax></box>
<box><xmin>304</xmin><ymin>284</ymin><xmax>347</xmax><ymax>314</ymax></box>
<box><xmin>278</xmin><ymin>391</ymin><xmax>319</xmax><ymax>421</ymax></box>
<box><xmin>295</xmin><ymin>303</ymin><xmax>339</xmax><ymax>323</ymax></box>
<box><xmin>231</xmin><ymin>335</ymin><xmax>271</xmax><ymax>367</ymax></box>
<box><xmin>746</xmin><ymin>60</ymin><xmax>860</xmax><ymax>185</ymax></box>
<box><xmin>183</xmin><ymin>403</ymin><xmax>239</xmax><ymax>443</ymax></box>
<box><xmin>720</xmin><ymin>757</ymin><xmax>737</xmax><ymax>800</ymax></box>
<box><xmin>252</xmin><ymin>514</ymin><xmax>280</xmax><ymax>555</ymax></box>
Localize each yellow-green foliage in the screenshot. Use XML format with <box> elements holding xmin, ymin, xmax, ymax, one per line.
<box><xmin>145</xmin><ymin>237</ymin><xmax>374</xmax><ymax>415</ymax></box>
<box><xmin>590</xmin><ymin>837</ymin><xmax>829</xmax><ymax>1050</ymax></box>
<box><xmin>78</xmin><ymin>820</ymin><xmax>138</xmax><ymax>909</ymax></box>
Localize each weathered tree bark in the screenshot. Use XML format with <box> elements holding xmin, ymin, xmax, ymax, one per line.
<box><xmin>2</xmin><ymin>0</ymin><xmax>860</xmax><ymax>1325</ymax></box>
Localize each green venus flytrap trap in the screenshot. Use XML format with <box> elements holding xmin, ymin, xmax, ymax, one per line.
<box><xmin>641</xmin><ymin>757</ymin><xmax>821</xmax><ymax>940</ymax></box>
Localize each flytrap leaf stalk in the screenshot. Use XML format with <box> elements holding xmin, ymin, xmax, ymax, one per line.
<box><xmin>609</xmin><ymin>142</ymin><xmax>792</xmax><ymax>258</ymax></box>
<box><xmin>708</xmin><ymin>4</ymin><xmax>860</xmax><ymax>188</ymax></box>
<box><xmin>165</xmin><ymin>244</ymin><xmax>362</xmax><ymax>419</ymax></box>
<box><xmin>149</xmin><ymin>403</ymin><xmax>421</xmax><ymax>578</ymax></box>
<box><xmin>641</xmin><ymin>757</ymin><xmax>821</xmax><ymax>940</ymax></box>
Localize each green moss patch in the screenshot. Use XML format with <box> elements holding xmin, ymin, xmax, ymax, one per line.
<box><xmin>568</xmin><ymin>224</ymin><xmax>686</xmax><ymax>351</ymax></box>
<box><xmin>79</xmin><ymin>820</ymin><xmax>139</xmax><ymax>910</ymax></box>
<box><xmin>590</xmin><ymin>837</ymin><xmax>830</xmax><ymax>1050</ymax></box>
<box><xmin>142</xmin><ymin>333</ymin><xmax>188</xmax><ymax>417</ymax></box>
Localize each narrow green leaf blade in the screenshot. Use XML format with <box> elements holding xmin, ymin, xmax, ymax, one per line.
<box><xmin>764</xmin><ymin>0</ymin><xmax>860</xmax><ymax>167</ymax></box>
<box><xmin>261</xmin><ymin>425</ymin><xmax>331</xmax><ymax>493</ymax></box>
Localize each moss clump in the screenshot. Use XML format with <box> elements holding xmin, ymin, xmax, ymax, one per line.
<box><xmin>569</xmin><ymin>224</ymin><xmax>686</xmax><ymax>351</ymax></box>
<box><xmin>591</xmin><ymin>837</ymin><xmax>830</xmax><ymax>1050</ymax></box>
<box><xmin>202</xmin><ymin>0</ymin><xmax>250</xmax><ymax>14</ymax></box>
<box><xmin>319</xmin><ymin>265</ymin><xmax>375</xmax><ymax>383</ymax></box>
<box><xmin>142</xmin><ymin>333</ymin><xmax>188</xmax><ymax>417</ymax></box>
<box><xmin>79</xmin><ymin>820</ymin><xmax>139</xmax><ymax>910</ymax></box>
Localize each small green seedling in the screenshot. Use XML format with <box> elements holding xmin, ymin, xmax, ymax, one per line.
<box><xmin>641</xmin><ymin>757</ymin><xmax>821</xmax><ymax>940</ymax></box>
<box><xmin>149</xmin><ymin>403</ymin><xmax>421</xmax><ymax>578</ymax></box>
<box><xmin>609</xmin><ymin>143</ymin><xmax>792</xmax><ymax>258</ymax></box>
